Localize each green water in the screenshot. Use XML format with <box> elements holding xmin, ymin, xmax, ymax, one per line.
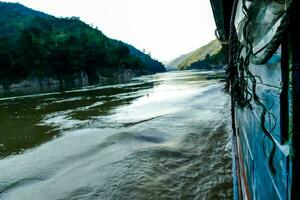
<box><xmin>0</xmin><ymin>70</ymin><xmax>232</xmax><ymax>199</ymax></box>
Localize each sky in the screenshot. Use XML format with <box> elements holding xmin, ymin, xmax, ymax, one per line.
<box><xmin>6</xmin><ymin>0</ymin><xmax>216</xmax><ymax>62</ymax></box>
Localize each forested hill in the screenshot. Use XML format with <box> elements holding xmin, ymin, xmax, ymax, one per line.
<box><xmin>0</xmin><ymin>2</ymin><xmax>165</xmax><ymax>89</ymax></box>
<box><xmin>173</xmin><ymin>40</ymin><xmax>226</xmax><ymax>70</ymax></box>
<box><xmin>165</xmin><ymin>53</ymin><xmax>193</xmax><ymax>71</ymax></box>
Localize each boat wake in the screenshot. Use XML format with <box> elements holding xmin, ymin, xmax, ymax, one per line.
<box><xmin>0</xmin><ymin>71</ymin><xmax>233</xmax><ymax>199</ymax></box>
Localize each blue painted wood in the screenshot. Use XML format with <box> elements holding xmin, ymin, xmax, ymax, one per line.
<box><xmin>208</xmin><ymin>0</ymin><xmax>296</xmax><ymax>198</ymax></box>
<box><xmin>235</xmin><ymin>50</ymin><xmax>290</xmax><ymax>200</ymax></box>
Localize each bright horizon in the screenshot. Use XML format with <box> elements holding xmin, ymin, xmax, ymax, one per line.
<box><xmin>5</xmin><ymin>0</ymin><xmax>216</xmax><ymax>62</ymax></box>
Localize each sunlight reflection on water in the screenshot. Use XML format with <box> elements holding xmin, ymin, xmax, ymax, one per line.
<box><xmin>0</xmin><ymin>70</ymin><xmax>233</xmax><ymax>200</ymax></box>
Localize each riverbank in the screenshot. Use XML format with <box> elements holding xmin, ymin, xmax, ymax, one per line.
<box><xmin>0</xmin><ymin>69</ymin><xmax>152</xmax><ymax>93</ymax></box>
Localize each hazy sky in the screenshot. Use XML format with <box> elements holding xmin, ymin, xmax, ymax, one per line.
<box><xmin>6</xmin><ymin>0</ymin><xmax>216</xmax><ymax>62</ymax></box>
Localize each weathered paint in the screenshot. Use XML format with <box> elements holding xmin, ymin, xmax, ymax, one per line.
<box><xmin>209</xmin><ymin>0</ymin><xmax>298</xmax><ymax>199</ymax></box>
<box><xmin>234</xmin><ymin>49</ymin><xmax>291</xmax><ymax>199</ymax></box>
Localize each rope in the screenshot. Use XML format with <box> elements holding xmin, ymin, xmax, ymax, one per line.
<box><xmin>226</xmin><ymin>0</ymin><xmax>295</xmax><ymax>175</ymax></box>
<box><xmin>251</xmin><ymin>1</ymin><xmax>294</xmax><ymax>64</ymax></box>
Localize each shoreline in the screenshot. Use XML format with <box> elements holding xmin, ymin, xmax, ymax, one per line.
<box><xmin>0</xmin><ymin>69</ymin><xmax>151</xmax><ymax>93</ymax></box>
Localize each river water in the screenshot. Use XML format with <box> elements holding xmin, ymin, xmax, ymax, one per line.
<box><xmin>0</xmin><ymin>70</ymin><xmax>233</xmax><ymax>200</ymax></box>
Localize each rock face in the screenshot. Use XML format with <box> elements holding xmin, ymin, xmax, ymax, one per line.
<box><xmin>10</xmin><ymin>77</ymin><xmax>60</xmax><ymax>89</ymax></box>
<box><xmin>0</xmin><ymin>70</ymin><xmax>141</xmax><ymax>91</ymax></box>
<box><xmin>73</xmin><ymin>71</ymin><xmax>89</xmax><ymax>86</ymax></box>
<box><xmin>113</xmin><ymin>69</ymin><xmax>135</xmax><ymax>82</ymax></box>
<box><xmin>8</xmin><ymin>71</ymin><xmax>89</xmax><ymax>90</ymax></box>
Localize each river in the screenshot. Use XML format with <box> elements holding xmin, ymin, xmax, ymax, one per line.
<box><xmin>0</xmin><ymin>70</ymin><xmax>233</xmax><ymax>200</ymax></box>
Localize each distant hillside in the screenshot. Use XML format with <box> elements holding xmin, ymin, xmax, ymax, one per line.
<box><xmin>0</xmin><ymin>2</ymin><xmax>165</xmax><ymax>89</ymax></box>
<box><xmin>165</xmin><ymin>52</ymin><xmax>193</xmax><ymax>71</ymax></box>
<box><xmin>126</xmin><ymin>45</ymin><xmax>166</xmax><ymax>73</ymax></box>
<box><xmin>177</xmin><ymin>40</ymin><xmax>225</xmax><ymax>70</ymax></box>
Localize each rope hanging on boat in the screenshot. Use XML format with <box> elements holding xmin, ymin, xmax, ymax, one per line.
<box><xmin>251</xmin><ymin>0</ymin><xmax>294</xmax><ymax>65</ymax></box>
<box><xmin>226</xmin><ymin>0</ymin><xmax>294</xmax><ymax>175</ymax></box>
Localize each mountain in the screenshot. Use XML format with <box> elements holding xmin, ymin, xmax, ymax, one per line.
<box><xmin>0</xmin><ymin>2</ymin><xmax>165</xmax><ymax>89</ymax></box>
<box><xmin>176</xmin><ymin>40</ymin><xmax>226</xmax><ymax>70</ymax></box>
<box><xmin>126</xmin><ymin>44</ymin><xmax>166</xmax><ymax>73</ymax></box>
<box><xmin>0</xmin><ymin>2</ymin><xmax>52</xmax><ymax>38</ymax></box>
<box><xmin>165</xmin><ymin>52</ymin><xmax>193</xmax><ymax>71</ymax></box>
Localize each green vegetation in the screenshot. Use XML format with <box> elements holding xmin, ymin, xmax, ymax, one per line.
<box><xmin>0</xmin><ymin>2</ymin><xmax>165</xmax><ymax>89</ymax></box>
<box><xmin>165</xmin><ymin>52</ymin><xmax>193</xmax><ymax>71</ymax></box>
<box><xmin>177</xmin><ymin>40</ymin><xmax>225</xmax><ymax>70</ymax></box>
